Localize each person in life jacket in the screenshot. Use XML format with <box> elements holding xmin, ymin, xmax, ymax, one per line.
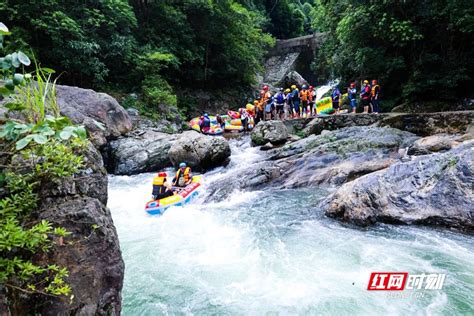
<box><xmin>347</xmin><ymin>82</ymin><xmax>357</xmax><ymax>114</ymax></box>
<box><xmin>331</xmin><ymin>86</ymin><xmax>342</xmax><ymax>114</ymax></box>
<box><xmin>261</xmin><ymin>85</ymin><xmax>272</xmax><ymax>121</ymax></box>
<box><xmin>254</xmin><ymin>98</ymin><xmax>264</xmax><ymax>125</ymax></box>
<box><xmin>371</xmin><ymin>79</ymin><xmax>381</xmax><ymax>114</ymax></box>
<box><xmin>308</xmin><ymin>85</ymin><xmax>316</xmax><ymax>116</ymax></box>
<box><xmin>360</xmin><ymin>80</ymin><xmax>371</xmax><ymax>113</ymax></box>
<box><xmin>173</xmin><ymin>162</ymin><xmax>192</xmax><ymax>187</ymax></box>
<box><xmin>284</xmin><ymin>88</ymin><xmax>292</xmax><ymax>120</ymax></box>
<box><xmin>275</xmin><ymin>88</ymin><xmax>285</xmax><ymax>120</ymax></box>
<box><xmin>199</xmin><ymin>113</ymin><xmax>211</xmax><ymax>133</ymax></box>
<box><xmin>291</xmin><ymin>85</ymin><xmax>300</xmax><ymax>118</ymax></box>
<box><xmin>240</xmin><ymin>108</ymin><xmax>249</xmax><ymax>132</ymax></box>
<box><xmin>265</xmin><ymin>93</ymin><xmax>274</xmax><ymax>121</ymax></box>
<box><xmin>152</xmin><ymin>172</ymin><xmax>174</xmax><ymax>200</ymax></box>
<box><xmin>300</xmin><ymin>85</ymin><xmax>311</xmax><ymax>118</ymax></box>
<box><xmin>246</xmin><ymin>102</ymin><xmax>255</xmax><ymax>117</ymax></box>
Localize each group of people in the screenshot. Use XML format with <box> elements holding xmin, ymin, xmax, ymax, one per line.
<box><xmin>252</xmin><ymin>84</ymin><xmax>318</xmax><ymax>123</ymax></box>
<box><xmin>151</xmin><ymin>163</ymin><xmax>193</xmax><ymax>200</ymax></box>
<box><xmin>345</xmin><ymin>79</ymin><xmax>381</xmax><ymax>114</ymax></box>
<box><xmin>250</xmin><ymin>79</ymin><xmax>381</xmax><ymax>123</ymax></box>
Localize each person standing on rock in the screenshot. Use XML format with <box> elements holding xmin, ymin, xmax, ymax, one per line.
<box><xmin>300</xmin><ymin>85</ymin><xmax>310</xmax><ymax>118</ymax></box>
<box><xmin>348</xmin><ymin>82</ymin><xmax>357</xmax><ymax>113</ymax></box>
<box><xmin>331</xmin><ymin>86</ymin><xmax>341</xmax><ymax>114</ymax></box>
<box><xmin>284</xmin><ymin>88</ymin><xmax>292</xmax><ymax>120</ymax></box>
<box><xmin>360</xmin><ymin>80</ymin><xmax>371</xmax><ymax>113</ymax></box>
<box><xmin>371</xmin><ymin>79</ymin><xmax>381</xmax><ymax>114</ymax></box>
<box><xmin>173</xmin><ymin>162</ymin><xmax>192</xmax><ymax>187</ymax></box>
<box><xmin>291</xmin><ymin>85</ymin><xmax>300</xmax><ymax>118</ymax></box>
<box><xmin>240</xmin><ymin>107</ymin><xmax>249</xmax><ymax>132</ymax></box>
<box><xmin>261</xmin><ymin>85</ymin><xmax>272</xmax><ymax>121</ymax></box>
<box><xmin>308</xmin><ymin>85</ymin><xmax>316</xmax><ymax>116</ymax></box>
<box><xmin>152</xmin><ymin>172</ymin><xmax>174</xmax><ymax>200</ymax></box>
<box><xmin>275</xmin><ymin>88</ymin><xmax>286</xmax><ymax>120</ymax></box>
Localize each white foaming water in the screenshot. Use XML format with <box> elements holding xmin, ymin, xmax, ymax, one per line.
<box><xmin>315</xmin><ymin>79</ymin><xmax>339</xmax><ymax>101</ymax></box>
<box><xmin>108</xmin><ymin>137</ymin><xmax>474</xmax><ymax>315</ymax></box>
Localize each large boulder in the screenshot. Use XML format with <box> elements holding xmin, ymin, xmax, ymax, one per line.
<box><xmin>1</xmin><ymin>141</ymin><xmax>124</xmax><ymax>314</ymax></box>
<box><xmin>56</xmin><ymin>85</ymin><xmax>132</xmax><ymax>147</ymax></box>
<box><xmin>251</xmin><ymin>120</ymin><xmax>289</xmax><ymax>146</ymax></box>
<box><xmin>105</xmin><ymin>131</ymin><xmax>178</xmax><ymax>175</ymax></box>
<box><xmin>321</xmin><ymin>141</ymin><xmax>474</xmax><ymax>231</ymax></box>
<box><xmin>268</xmin><ymin>126</ymin><xmax>419</xmax><ymax>188</ymax></box>
<box><xmin>168</xmin><ymin>131</ymin><xmax>231</xmax><ymax>171</ymax></box>
<box><xmin>407</xmin><ymin>134</ymin><xmax>462</xmax><ymax>155</ymax></box>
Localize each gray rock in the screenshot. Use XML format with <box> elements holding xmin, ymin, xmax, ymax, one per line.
<box><xmin>269</xmin><ymin>126</ymin><xmax>419</xmax><ymax>188</ymax></box>
<box><xmin>106</xmin><ymin>131</ymin><xmax>178</xmax><ymax>175</ymax></box>
<box><xmin>321</xmin><ymin>141</ymin><xmax>474</xmax><ymax>231</ymax></box>
<box><xmin>251</xmin><ymin>120</ymin><xmax>289</xmax><ymax>146</ymax></box>
<box><xmin>261</xmin><ymin>142</ymin><xmax>274</xmax><ymax>151</ymax></box>
<box><xmin>407</xmin><ymin>134</ymin><xmax>460</xmax><ymax>156</ymax></box>
<box><xmin>261</xmin><ymin>53</ymin><xmax>300</xmax><ymax>86</ymax></box>
<box><xmin>168</xmin><ymin>131</ymin><xmax>231</xmax><ymax>171</ymax></box>
<box><xmin>56</xmin><ymin>85</ymin><xmax>132</xmax><ymax>147</ymax></box>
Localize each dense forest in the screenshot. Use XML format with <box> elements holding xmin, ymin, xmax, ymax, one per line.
<box><xmin>1</xmin><ymin>0</ymin><xmax>473</xmax><ymax>116</ymax></box>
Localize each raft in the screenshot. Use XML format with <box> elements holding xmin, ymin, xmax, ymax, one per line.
<box><xmin>223</xmin><ymin>117</ymin><xmax>254</xmax><ymax>133</ymax></box>
<box><xmin>145</xmin><ymin>175</ymin><xmax>202</xmax><ymax>215</ymax></box>
<box><xmin>189</xmin><ymin>116</ymin><xmax>224</xmax><ymax>135</ymax></box>
<box><xmin>314</xmin><ymin>93</ymin><xmax>348</xmax><ymax>113</ymax></box>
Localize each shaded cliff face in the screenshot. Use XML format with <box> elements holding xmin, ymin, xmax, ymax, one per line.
<box><xmin>1</xmin><ymin>141</ymin><xmax>124</xmax><ymax>315</ymax></box>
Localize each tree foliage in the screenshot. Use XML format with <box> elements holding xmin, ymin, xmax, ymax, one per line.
<box><xmin>311</xmin><ymin>0</ymin><xmax>474</xmax><ymax>104</ymax></box>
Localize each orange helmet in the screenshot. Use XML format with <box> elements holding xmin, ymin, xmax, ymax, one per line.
<box><xmin>158</xmin><ymin>172</ymin><xmax>167</xmax><ymax>177</ymax></box>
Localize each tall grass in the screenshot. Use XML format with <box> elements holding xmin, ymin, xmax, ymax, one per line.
<box><xmin>15</xmin><ymin>65</ymin><xmax>59</xmax><ymax>124</ymax></box>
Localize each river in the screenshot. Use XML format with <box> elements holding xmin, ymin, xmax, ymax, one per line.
<box><xmin>108</xmin><ymin>137</ymin><xmax>474</xmax><ymax>315</ymax></box>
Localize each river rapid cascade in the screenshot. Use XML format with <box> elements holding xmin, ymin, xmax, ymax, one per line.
<box><xmin>108</xmin><ymin>136</ymin><xmax>474</xmax><ymax>315</ymax></box>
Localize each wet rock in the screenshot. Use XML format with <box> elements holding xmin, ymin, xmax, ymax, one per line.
<box><xmin>105</xmin><ymin>131</ymin><xmax>177</xmax><ymax>175</ymax></box>
<box><xmin>261</xmin><ymin>142</ymin><xmax>274</xmax><ymax>151</ymax></box>
<box><xmin>251</xmin><ymin>120</ymin><xmax>289</xmax><ymax>146</ymax></box>
<box><xmin>407</xmin><ymin>134</ymin><xmax>461</xmax><ymax>156</ymax></box>
<box><xmin>269</xmin><ymin>126</ymin><xmax>419</xmax><ymax>188</ymax></box>
<box><xmin>168</xmin><ymin>131</ymin><xmax>231</xmax><ymax>171</ymax></box>
<box><xmin>56</xmin><ymin>85</ymin><xmax>132</xmax><ymax>147</ymax></box>
<box><xmin>321</xmin><ymin>141</ymin><xmax>474</xmax><ymax>231</ymax></box>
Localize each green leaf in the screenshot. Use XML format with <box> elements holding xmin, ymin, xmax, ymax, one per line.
<box><xmin>4</xmin><ymin>102</ymin><xmax>26</xmax><ymax>111</ymax></box>
<box><xmin>32</xmin><ymin>134</ymin><xmax>48</xmax><ymax>144</ymax></box>
<box><xmin>59</xmin><ymin>130</ymin><xmax>72</xmax><ymax>140</ymax></box>
<box><xmin>13</xmin><ymin>73</ymin><xmax>24</xmax><ymax>85</ymax></box>
<box><xmin>15</xmin><ymin>136</ymin><xmax>33</xmax><ymax>150</ymax></box>
<box><xmin>0</xmin><ymin>22</ymin><xmax>10</xmax><ymax>35</ymax></box>
<box><xmin>74</xmin><ymin>126</ymin><xmax>87</xmax><ymax>139</ymax></box>
<box><xmin>0</xmin><ymin>87</ymin><xmax>12</xmax><ymax>96</ymax></box>
<box><xmin>17</xmin><ymin>52</ymin><xmax>31</xmax><ymax>66</ymax></box>
<box><xmin>40</xmin><ymin>67</ymin><xmax>56</xmax><ymax>74</ymax></box>
<box><xmin>11</xmin><ymin>52</ymin><xmax>20</xmax><ymax>68</ymax></box>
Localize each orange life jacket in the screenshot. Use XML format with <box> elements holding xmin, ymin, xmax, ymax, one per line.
<box><xmin>371</xmin><ymin>85</ymin><xmax>380</xmax><ymax>98</ymax></box>
<box><xmin>300</xmin><ymin>90</ymin><xmax>310</xmax><ymax>101</ymax></box>
<box><xmin>175</xmin><ymin>167</ymin><xmax>191</xmax><ymax>184</ymax></box>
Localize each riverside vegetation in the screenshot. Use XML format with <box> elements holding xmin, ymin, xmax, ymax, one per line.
<box><xmin>1</xmin><ymin>0</ymin><xmax>472</xmax><ymax>119</ymax></box>
<box><xmin>0</xmin><ymin>23</ymin><xmax>87</xmax><ymax>300</ymax></box>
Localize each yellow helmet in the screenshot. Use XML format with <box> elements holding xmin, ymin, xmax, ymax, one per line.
<box><xmin>291</xmin><ymin>85</ymin><xmax>297</xmax><ymax>89</ymax></box>
<box><xmin>285</xmin><ymin>88</ymin><xmax>291</xmax><ymax>93</ymax></box>
<box><xmin>363</xmin><ymin>80</ymin><xmax>369</xmax><ymax>84</ymax></box>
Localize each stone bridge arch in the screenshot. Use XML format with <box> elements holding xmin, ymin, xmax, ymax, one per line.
<box><xmin>260</xmin><ymin>33</ymin><xmax>326</xmax><ymax>88</ymax></box>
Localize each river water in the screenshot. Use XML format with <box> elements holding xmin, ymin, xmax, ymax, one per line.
<box><xmin>108</xmin><ymin>137</ymin><xmax>474</xmax><ymax>315</ymax></box>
